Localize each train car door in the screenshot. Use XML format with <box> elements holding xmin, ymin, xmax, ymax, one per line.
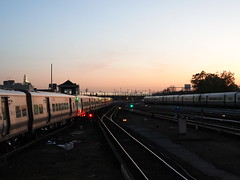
<box><xmin>198</xmin><ymin>95</ymin><xmax>201</xmax><ymax>105</ymax></box>
<box><xmin>46</xmin><ymin>97</ymin><xmax>51</xmax><ymax>123</ymax></box>
<box><xmin>77</xmin><ymin>98</ymin><xmax>84</xmax><ymax>116</ymax></box>
<box><xmin>1</xmin><ymin>97</ymin><xmax>10</xmax><ymax>136</ymax></box>
<box><xmin>206</xmin><ymin>95</ymin><xmax>208</xmax><ymax>106</ymax></box>
<box><xmin>69</xmin><ymin>98</ymin><xmax>72</xmax><ymax>116</ymax></box>
<box><xmin>89</xmin><ymin>99</ymin><xmax>92</xmax><ymax>111</ymax></box>
<box><xmin>81</xmin><ymin>99</ymin><xmax>84</xmax><ymax>112</ymax></box>
<box><xmin>234</xmin><ymin>92</ymin><xmax>237</xmax><ymax>107</ymax></box>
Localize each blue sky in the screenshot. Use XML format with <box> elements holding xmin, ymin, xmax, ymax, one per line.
<box><xmin>1</xmin><ymin>0</ymin><xmax>240</xmax><ymax>92</ymax></box>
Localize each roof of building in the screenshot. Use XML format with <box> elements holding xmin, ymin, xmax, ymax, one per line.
<box><xmin>58</xmin><ymin>80</ymin><xmax>79</xmax><ymax>88</ymax></box>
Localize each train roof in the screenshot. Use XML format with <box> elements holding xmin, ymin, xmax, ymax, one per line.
<box><xmin>76</xmin><ymin>95</ymin><xmax>99</xmax><ymax>98</ymax></box>
<box><xmin>0</xmin><ymin>89</ymin><xmax>113</xmax><ymax>100</ymax></box>
<box><xmin>202</xmin><ymin>92</ymin><xmax>239</xmax><ymax>96</ymax></box>
<box><xmin>31</xmin><ymin>91</ymin><xmax>75</xmax><ymax>97</ymax></box>
<box><xmin>0</xmin><ymin>89</ymin><xmax>26</xmax><ymax>96</ymax></box>
<box><xmin>76</xmin><ymin>95</ymin><xmax>113</xmax><ymax>101</ymax></box>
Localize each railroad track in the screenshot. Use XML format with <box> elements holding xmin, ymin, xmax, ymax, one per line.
<box><xmin>98</xmin><ymin>106</ymin><xmax>196</xmax><ymax>180</ymax></box>
<box><xmin>128</xmin><ymin>105</ymin><xmax>240</xmax><ymax>137</ymax></box>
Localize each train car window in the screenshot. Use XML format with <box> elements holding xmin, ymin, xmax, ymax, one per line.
<box><xmin>1</xmin><ymin>100</ymin><xmax>6</xmax><ymax>120</ymax></box>
<box><xmin>52</xmin><ymin>104</ymin><xmax>56</xmax><ymax>112</ymax></box>
<box><xmin>16</xmin><ymin>106</ymin><xmax>21</xmax><ymax>118</ymax></box>
<box><xmin>22</xmin><ymin>105</ymin><xmax>27</xmax><ymax>116</ymax></box>
<box><xmin>39</xmin><ymin>104</ymin><xmax>43</xmax><ymax>114</ymax></box>
<box><xmin>55</xmin><ymin>104</ymin><xmax>59</xmax><ymax>111</ymax></box>
<box><xmin>34</xmin><ymin>105</ymin><xmax>39</xmax><ymax>115</ymax></box>
<box><xmin>58</xmin><ymin>103</ymin><xmax>61</xmax><ymax>110</ymax></box>
<box><xmin>84</xmin><ymin>102</ymin><xmax>89</xmax><ymax>106</ymax></box>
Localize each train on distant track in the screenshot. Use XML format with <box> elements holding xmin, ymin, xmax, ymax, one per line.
<box><xmin>0</xmin><ymin>89</ymin><xmax>112</xmax><ymax>146</ymax></box>
<box><xmin>144</xmin><ymin>92</ymin><xmax>240</xmax><ymax>108</ymax></box>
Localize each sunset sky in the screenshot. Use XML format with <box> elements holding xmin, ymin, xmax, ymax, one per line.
<box><xmin>1</xmin><ymin>0</ymin><xmax>240</xmax><ymax>93</ymax></box>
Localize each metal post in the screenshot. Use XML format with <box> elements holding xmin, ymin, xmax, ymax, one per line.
<box><xmin>51</xmin><ymin>63</ymin><xmax>53</xmax><ymax>91</ymax></box>
<box><xmin>176</xmin><ymin>106</ymin><xmax>187</xmax><ymax>135</ymax></box>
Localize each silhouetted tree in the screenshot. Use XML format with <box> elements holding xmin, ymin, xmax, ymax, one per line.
<box><xmin>191</xmin><ymin>71</ymin><xmax>239</xmax><ymax>93</ymax></box>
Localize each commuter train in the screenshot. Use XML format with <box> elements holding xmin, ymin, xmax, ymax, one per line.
<box><xmin>144</xmin><ymin>92</ymin><xmax>240</xmax><ymax>108</ymax></box>
<box><xmin>0</xmin><ymin>89</ymin><xmax>112</xmax><ymax>146</ymax></box>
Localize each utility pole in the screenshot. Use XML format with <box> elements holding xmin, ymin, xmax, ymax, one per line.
<box><xmin>51</xmin><ymin>64</ymin><xmax>53</xmax><ymax>91</ymax></box>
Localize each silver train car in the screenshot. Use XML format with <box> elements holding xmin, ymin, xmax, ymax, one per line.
<box><xmin>75</xmin><ymin>95</ymin><xmax>112</xmax><ymax>117</ymax></box>
<box><xmin>0</xmin><ymin>89</ymin><xmax>112</xmax><ymax>145</ymax></box>
<box><xmin>144</xmin><ymin>92</ymin><xmax>240</xmax><ymax>108</ymax></box>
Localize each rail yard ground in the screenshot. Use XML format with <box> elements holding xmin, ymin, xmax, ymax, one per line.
<box><xmin>1</xmin><ymin>105</ymin><xmax>240</xmax><ymax>179</ymax></box>
<box><xmin>0</xmin><ymin>119</ymin><xmax>124</xmax><ymax>180</ymax></box>
<box><xmin>117</xmin><ymin>107</ymin><xmax>240</xmax><ymax>180</ymax></box>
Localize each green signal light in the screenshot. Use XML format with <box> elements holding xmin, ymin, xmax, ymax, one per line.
<box><xmin>130</xmin><ymin>104</ymin><xmax>134</xmax><ymax>108</ymax></box>
<box><xmin>75</xmin><ymin>97</ymin><xmax>79</xmax><ymax>101</ymax></box>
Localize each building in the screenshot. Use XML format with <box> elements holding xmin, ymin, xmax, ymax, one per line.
<box><xmin>58</xmin><ymin>80</ymin><xmax>79</xmax><ymax>95</ymax></box>
<box><xmin>49</xmin><ymin>83</ymin><xmax>57</xmax><ymax>91</ymax></box>
<box><xmin>0</xmin><ymin>80</ymin><xmax>34</xmax><ymax>91</ymax></box>
<box><xmin>184</xmin><ymin>84</ymin><xmax>191</xmax><ymax>91</ymax></box>
<box><xmin>0</xmin><ymin>75</ymin><xmax>34</xmax><ymax>91</ymax></box>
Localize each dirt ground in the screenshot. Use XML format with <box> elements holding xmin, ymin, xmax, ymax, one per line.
<box><xmin>0</xmin><ymin>120</ymin><xmax>124</xmax><ymax>180</ymax></box>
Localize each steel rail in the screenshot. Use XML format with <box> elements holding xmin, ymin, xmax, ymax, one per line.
<box><xmin>129</xmin><ymin>108</ymin><xmax>240</xmax><ymax>136</ymax></box>
<box><xmin>99</xmin><ymin>109</ymin><xmax>149</xmax><ymax>179</ymax></box>
<box><xmin>99</xmin><ymin>107</ymin><xmax>195</xmax><ymax>180</ymax></box>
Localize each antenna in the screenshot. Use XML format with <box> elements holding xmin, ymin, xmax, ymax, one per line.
<box><xmin>51</xmin><ymin>64</ymin><xmax>53</xmax><ymax>91</ymax></box>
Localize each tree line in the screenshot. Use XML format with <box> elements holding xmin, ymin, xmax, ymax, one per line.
<box><xmin>160</xmin><ymin>71</ymin><xmax>239</xmax><ymax>95</ymax></box>
<box><xmin>191</xmin><ymin>71</ymin><xmax>239</xmax><ymax>93</ymax></box>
